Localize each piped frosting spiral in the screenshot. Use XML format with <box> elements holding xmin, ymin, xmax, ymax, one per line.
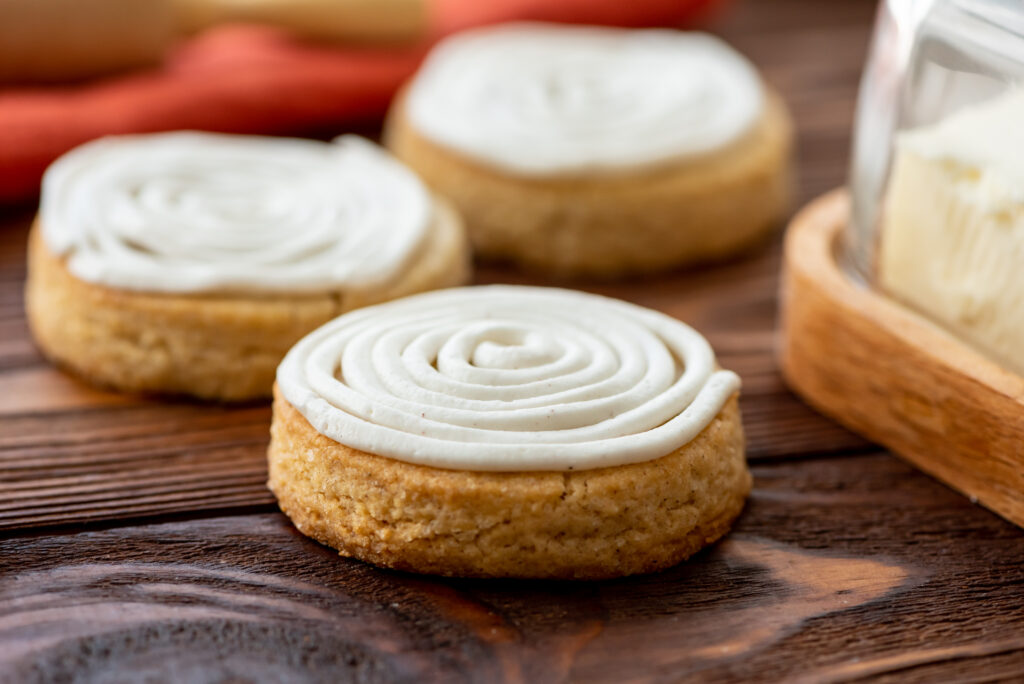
<box><xmin>41</xmin><ymin>132</ymin><xmax>432</xmax><ymax>294</ymax></box>
<box><xmin>277</xmin><ymin>286</ymin><xmax>740</xmax><ymax>471</ymax></box>
<box><xmin>404</xmin><ymin>23</ymin><xmax>764</xmax><ymax>175</ymax></box>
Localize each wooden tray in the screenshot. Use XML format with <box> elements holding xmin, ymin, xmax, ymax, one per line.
<box><xmin>779</xmin><ymin>189</ymin><xmax>1024</xmax><ymax>528</ymax></box>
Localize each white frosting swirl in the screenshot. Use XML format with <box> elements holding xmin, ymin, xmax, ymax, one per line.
<box><xmin>40</xmin><ymin>132</ymin><xmax>432</xmax><ymax>294</ymax></box>
<box><xmin>404</xmin><ymin>24</ymin><xmax>764</xmax><ymax>175</ymax></box>
<box><xmin>278</xmin><ymin>285</ymin><xmax>740</xmax><ymax>471</ymax></box>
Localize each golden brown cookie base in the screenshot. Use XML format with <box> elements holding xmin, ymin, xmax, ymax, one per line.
<box><xmin>386</xmin><ymin>90</ymin><xmax>793</xmax><ymax>278</ymax></box>
<box><xmin>25</xmin><ymin>200</ymin><xmax>470</xmax><ymax>401</ymax></box>
<box><xmin>267</xmin><ymin>388</ymin><xmax>750</xmax><ymax>579</ymax></box>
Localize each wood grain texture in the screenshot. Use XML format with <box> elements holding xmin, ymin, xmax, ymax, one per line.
<box><xmin>2</xmin><ymin>453</ymin><xmax>1023</xmax><ymax>683</ymax></box>
<box><xmin>779</xmin><ymin>191</ymin><xmax>1024</xmax><ymax>528</ymax></box>
<box><xmin>0</xmin><ymin>0</ymin><xmax>880</xmax><ymax>532</ymax></box>
<box><xmin>2</xmin><ymin>1</ymin><xmax>1024</xmax><ymax>681</ymax></box>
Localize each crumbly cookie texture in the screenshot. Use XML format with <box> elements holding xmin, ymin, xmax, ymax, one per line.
<box><xmin>268</xmin><ymin>388</ymin><xmax>750</xmax><ymax>580</ymax></box>
<box><xmin>25</xmin><ymin>200</ymin><xmax>469</xmax><ymax>401</ymax></box>
<box><xmin>386</xmin><ymin>91</ymin><xmax>793</xmax><ymax>279</ymax></box>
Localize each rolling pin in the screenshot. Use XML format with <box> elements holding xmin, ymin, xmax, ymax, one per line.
<box><xmin>0</xmin><ymin>0</ymin><xmax>427</xmax><ymax>83</ymax></box>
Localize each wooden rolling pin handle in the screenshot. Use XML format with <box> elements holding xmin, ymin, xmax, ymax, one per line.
<box><xmin>172</xmin><ymin>0</ymin><xmax>428</xmax><ymax>44</ymax></box>
<box><xmin>0</xmin><ymin>0</ymin><xmax>175</xmax><ymax>83</ymax></box>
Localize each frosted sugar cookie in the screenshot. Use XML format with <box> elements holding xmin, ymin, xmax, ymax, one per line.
<box><xmin>26</xmin><ymin>132</ymin><xmax>469</xmax><ymax>400</ymax></box>
<box><xmin>269</xmin><ymin>285</ymin><xmax>750</xmax><ymax>579</ymax></box>
<box><xmin>386</xmin><ymin>23</ymin><xmax>793</xmax><ymax>278</ymax></box>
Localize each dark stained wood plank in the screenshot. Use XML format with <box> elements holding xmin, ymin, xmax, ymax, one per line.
<box><xmin>2</xmin><ymin>453</ymin><xmax>1022</xmax><ymax>683</ymax></box>
<box><xmin>0</xmin><ymin>0</ymin><xmax>875</xmax><ymax>528</ymax></box>
<box><xmin>1</xmin><ymin>4</ymin><xmax>1022</xmax><ymax>680</ymax></box>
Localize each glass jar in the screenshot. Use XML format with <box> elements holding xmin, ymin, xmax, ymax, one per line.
<box><xmin>845</xmin><ymin>0</ymin><xmax>1024</xmax><ymax>372</ymax></box>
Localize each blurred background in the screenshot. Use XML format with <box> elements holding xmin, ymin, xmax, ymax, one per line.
<box><xmin>0</xmin><ymin>0</ymin><xmax>872</xmax><ymax>206</ymax></box>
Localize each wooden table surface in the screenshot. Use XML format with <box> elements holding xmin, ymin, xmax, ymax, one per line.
<box><xmin>3</xmin><ymin>1</ymin><xmax>1023</xmax><ymax>682</ymax></box>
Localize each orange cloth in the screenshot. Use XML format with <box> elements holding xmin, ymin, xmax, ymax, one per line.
<box><xmin>0</xmin><ymin>0</ymin><xmax>721</xmax><ymax>203</ymax></box>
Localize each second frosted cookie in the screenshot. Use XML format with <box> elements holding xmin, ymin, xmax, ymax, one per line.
<box><xmin>386</xmin><ymin>23</ymin><xmax>794</xmax><ymax>278</ymax></box>
<box><xmin>26</xmin><ymin>133</ymin><xmax>470</xmax><ymax>400</ymax></box>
